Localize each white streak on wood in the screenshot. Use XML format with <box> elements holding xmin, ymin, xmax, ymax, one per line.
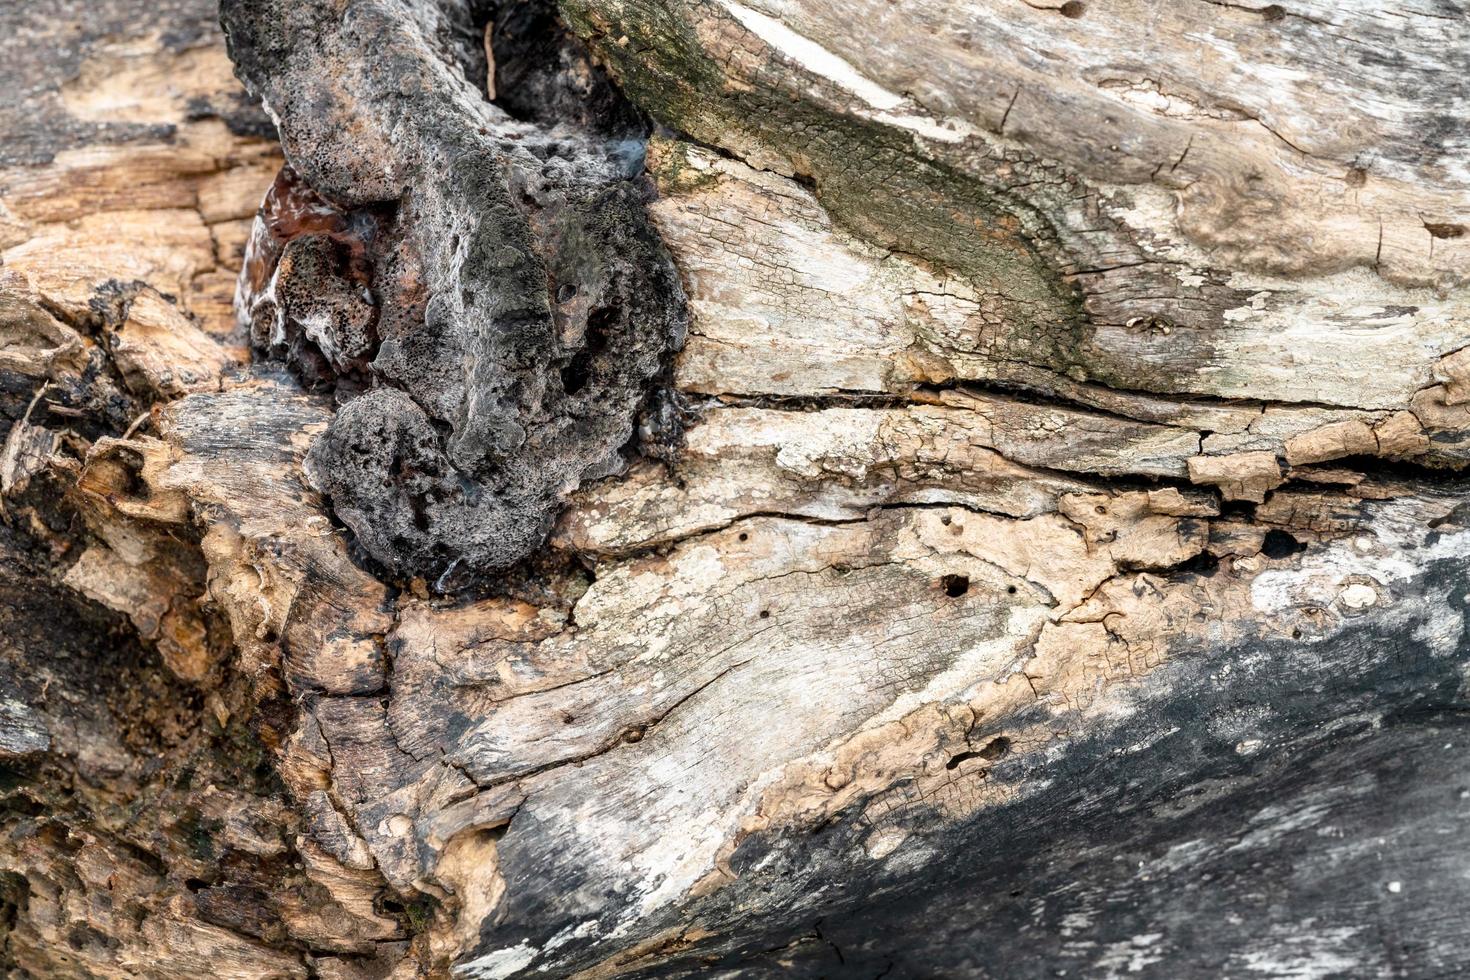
<box><xmin>456</xmin><ymin>940</ymin><xmax>536</xmax><ymax>979</ymax></box>
<box><xmin>717</xmin><ymin>0</ymin><xmax>905</xmax><ymax>110</ymax></box>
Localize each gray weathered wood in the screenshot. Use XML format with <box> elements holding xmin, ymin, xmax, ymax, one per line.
<box><xmin>1</xmin><ymin>1</ymin><xmax>1467</xmax><ymax>977</ymax></box>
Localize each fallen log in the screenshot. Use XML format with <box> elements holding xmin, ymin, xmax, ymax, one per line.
<box><xmin>1</xmin><ymin>1</ymin><xmax>1467</xmax><ymax>977</ymax></box>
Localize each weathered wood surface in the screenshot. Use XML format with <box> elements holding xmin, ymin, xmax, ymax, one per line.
<box><xmin>1</xmin><ymin>1</ymin><xmax>1468</xmax><ymax>978</ymax></box>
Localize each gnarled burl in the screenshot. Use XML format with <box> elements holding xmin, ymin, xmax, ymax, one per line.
<box><xmin>223</xmin><ymin>0</ymin><xmax>687</xmax><ymax>582</ymax></box>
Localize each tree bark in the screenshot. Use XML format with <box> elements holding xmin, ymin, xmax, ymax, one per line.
<box><xmin>2</xmin><ymin>1</ymin><xmax>1468</xmax><ymax>978</ymax></box>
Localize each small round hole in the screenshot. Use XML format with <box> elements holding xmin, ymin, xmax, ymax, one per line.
<box><xmin>942</xmin><ymin>574</ymin><xmax>970</xmax><ymax>598</ymax></box>
<box><xmin>979</xmin><ymin>736</ymin><xmax>1011</xmax><ymax>760</ymax></box>
<box><xmin>1006</xmin><ymin>585</ymin><xmax>1017</xmax><ymax>595</ymax></box>
<box><xmin>557</xmin><ymin>283</ymin><xmax>578</xmax><ymax>303</ymax></box>
<box><xmin>759</xmin><ymin>609</ymin><xmax>770</xmax><ymax>619</ymax></box>
<box><xmin>1059</xmin><ymin>1</ymin><xmax>1085</xmax><ymax>17</ymax></box>
<box><xmin>1261</xmin><ymin>529</ymin><xmax>1303</xmax><ymax>559</ymax></box>
<box><xmin>738</xmin><ymin>532</ymin><xmax>748</xmax><ymax>542</ymax></box>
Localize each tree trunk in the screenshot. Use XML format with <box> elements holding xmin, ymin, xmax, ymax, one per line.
<box><xmin>3</xmin><ymin>1</ymin><xmax>1468</xmax><ymax>977</ymax></box>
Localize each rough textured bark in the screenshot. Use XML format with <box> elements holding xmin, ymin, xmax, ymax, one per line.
<box><xmin>1</xmin><ymin>1</ymin><xmax>1468</xmax><ymax>978</ymax></box>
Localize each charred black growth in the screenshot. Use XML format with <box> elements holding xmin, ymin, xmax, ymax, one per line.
<box><xmin>222</xmin><ymin>0</ymin><xmax>687</xmax><ymax>584</ymax></box>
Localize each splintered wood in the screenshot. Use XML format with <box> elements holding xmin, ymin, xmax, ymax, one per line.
<box><xmin>2</xmin><ymin>0</ymin><xmax>1468</xmax><ymax>977</ymax></box>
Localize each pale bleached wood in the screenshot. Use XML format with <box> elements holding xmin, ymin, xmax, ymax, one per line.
<box><xmin>1</xmin><ymin>1</ymin><xmax>1468</xmax><ymax>978</ymax></box>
